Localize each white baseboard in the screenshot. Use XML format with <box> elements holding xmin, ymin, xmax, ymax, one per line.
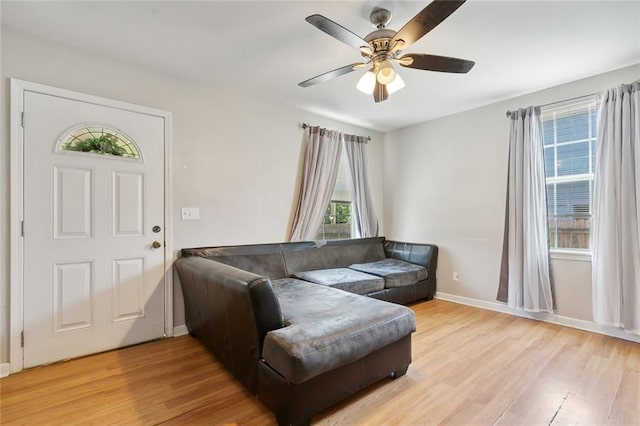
<box><xmin>435</xmin><ymin>292</ymin><xmax>640</xmax><ymax>344</ymax></box>
<box><xmin>1</xmin><ymin>363</ymin><xmax>10</xmax><ymax>378</ymax></box>
<box><xmin>173</xmin><ymin>324</ymin><xmax>189</xmax><ymax>337</ymax></box>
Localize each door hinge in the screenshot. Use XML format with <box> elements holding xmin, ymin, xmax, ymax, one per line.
<box><xmin>21</xmin><ymin>221</ymin><xmax>25</xmax><ymax>237</ymax></box>
<box><xmin>21</xmin><ymin>331</ymin><xmax>24</xmax><ymax>347</ymax></box>
<box><xmin>21</xmin><ymin>111</ymin><xmax>25</xmax><ymax>128</ymax></box>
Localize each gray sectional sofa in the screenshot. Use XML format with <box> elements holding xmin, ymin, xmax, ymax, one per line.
<box><xmin>175</xmin><ymin>237</ymin><xmax>438</xmax><ymax>425</ymax></box>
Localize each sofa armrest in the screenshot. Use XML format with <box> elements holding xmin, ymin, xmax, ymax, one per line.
<box><xmin>175</xmin><ymin>256</ymin><xmax>283</xmax><ymax>390</ymax></box>
<box><xmin>383</xmin><ymin>240</ymin><xmax>438</xmax><ymax>282</ymax></box>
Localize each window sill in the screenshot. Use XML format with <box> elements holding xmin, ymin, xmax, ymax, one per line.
<box><xmin>550</xmin><ymin>250</ymin><xmax>591</xmax><ymax>262</ymax></box>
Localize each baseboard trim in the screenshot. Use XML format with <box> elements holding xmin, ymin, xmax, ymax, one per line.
<box><xmin>173</xmin><ymin>325</ymin><xmax>189</xmax><ymax>337</ymax></box>
<box><xmin>1</xmin><ymin>363</ymin><xmax>10</xmax><ymax>378</ymax></box>
<box><xmin>435</xmin><ymin>292</ymin><xmax>640</xmax><ymax>344</ymax></box>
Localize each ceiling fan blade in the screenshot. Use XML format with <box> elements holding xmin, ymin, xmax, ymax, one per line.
<box><xmin>306</xmin><ymin>14</ymin><xmax>369</xmax><ymax>51</ymax></box>
<box><xmin>373</xmin><ymin>82</ymin><xmax>388</xmax><ymax>103</ymax></box>
<box><xmin>298</xmin><ymin>63</ymin><xmax>361</xmax><ymax>88</ymax></box>
<box><xmin>391</xmin><ymin>0</ymin><xmax>467</xmax><ymax>50</ymax></box>
<box><xmin>399</xmin><ymin>53</ymin><xmax>475</xmax><ymax>73</ymax></box>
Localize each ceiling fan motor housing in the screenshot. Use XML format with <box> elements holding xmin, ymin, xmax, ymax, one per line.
<box><xmin>364</xmin><ymin>28</ymin><xmax>396</xmax><ymax>54</ymax></box>
<box><xmin>365</xmin><ymin>7</ymin><xmax>396</xmax><ymax>58</ymax></box>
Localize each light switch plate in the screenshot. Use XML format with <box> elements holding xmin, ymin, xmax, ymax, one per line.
<box><xmin>181</xmin><ymin>207</ymin><xmax>200</xmax><ymax>220</ymax></box>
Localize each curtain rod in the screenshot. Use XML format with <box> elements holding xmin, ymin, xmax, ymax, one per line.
<box><xmin>301</xmin><ymin>122</ymin><xmax>371</xmax><ymax>141</ymax></box>
<box><xmin>505</xmin><ymin>92</ymin><xmax>597</xmax><ymax>117</ymax></box>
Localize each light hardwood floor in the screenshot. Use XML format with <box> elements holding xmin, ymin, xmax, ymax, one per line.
<box><xmin>1</xmin><ymin>299</ymin><xmax>639</xmax><ymax>425</ymax></box>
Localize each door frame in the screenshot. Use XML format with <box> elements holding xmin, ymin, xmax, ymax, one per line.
<box><xmin>9</xmin><ymin>79</ymin><xmax>174</xmax><ymax>374</ymax></box>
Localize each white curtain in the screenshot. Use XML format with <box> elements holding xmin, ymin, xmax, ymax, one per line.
<box><xmin>497</xmin><ymin>106</ymin><xmax>554</xmax><ymax>312</ymax></box>
<box><xmin>592</xmin><ymin>80</ymin><xmax>640</xmax><ymax>334</ymax></box>
<box><xmin>344</xmin><ymin>134</ymin><xmax>378</xmax><ymax>238</ymax></box>
<box><xmin>289</xmin><ymin>126</ymin><xmax>342</xmax><ymax>242</ymax></box>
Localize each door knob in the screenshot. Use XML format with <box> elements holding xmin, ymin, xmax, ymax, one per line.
<box><xmin>151</xmin><ymin>241</ymin><xmax>162</xmax><ymax>249</ymax></box>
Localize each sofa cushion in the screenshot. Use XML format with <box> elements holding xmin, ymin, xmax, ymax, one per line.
<box><xmin>349</xmin><ymin>258</ymin><xmax>428</xmax><ymax>288</ymax></box>
<box><xmin>263</xmin><ymin>278</ymin><xmax>415</xmax><ymax>384</ymax></box>
<box><xmin>292</xmin><ymin>268</ymin><xmax>384</xmax><ymax>295</ymax></box>
<box><xmin>282</xmin><ymin>237</ymin><xmax>386</xmax><ymax>274</ymax></box>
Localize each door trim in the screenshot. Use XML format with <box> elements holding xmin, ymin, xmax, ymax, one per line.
<box><xmin>9</xmin><ymin>79</ymin><xmax>173</xmax><ymax>374</ymax></box>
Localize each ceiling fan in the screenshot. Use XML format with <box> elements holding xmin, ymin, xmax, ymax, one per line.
<box><xmin>298</xmin><ymin>0</ymin><xmax>475</xmax><ymax>103</ymax></box>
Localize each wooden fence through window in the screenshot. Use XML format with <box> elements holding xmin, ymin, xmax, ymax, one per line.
<box><xmin>316</xmin><ymin>223</ymin><xmax>351</xmax><ymax>240</ymax></box>
<box><xmin>549</xmin><ymin>217</ymin><xmax>590</xmax><ymax>249</ymax></box>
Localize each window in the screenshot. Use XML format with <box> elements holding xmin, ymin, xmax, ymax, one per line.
<box><xmin>315</xmin><ymin>150</ymin><xmax>352</xmax><ymax>240</ymax></box>
<box><xmin>316</xmin><ymin>201</ymin><xmax>351</xmax><ymax>240</ymax></box>
<box><xmin>58</xmin><ymin>125</ymin><xmax>141</xmax><ymax>160</ymax></box>
<box><xmin>542</xmin><ymin>97</ymin><xmax>597</xmax><ymax>251</ymax></box>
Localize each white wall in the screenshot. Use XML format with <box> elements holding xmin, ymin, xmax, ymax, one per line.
<box><xmin>383</xmin><ymin>63</ymin><xmax>640</xmax><ymax>323</ymax></box>
<box><xmin>0</xmin><ymin>28</ymin><xmax>384</xmax><ymax>364</ymax></box>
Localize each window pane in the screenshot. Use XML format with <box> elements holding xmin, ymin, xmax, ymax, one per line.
<box><xmin>557</xmin><ymin>218</ymin><xmax>590</xmax><ymax>249</ymax></box>
<box><xmin>546</xmin><ymin>183</ymin><xmax>556</xmax><ymax>215</ymax></box>
<box><xmin>544</xmin><ymin>147</ymin><xmax>555</xmax><ymax>178</ymax></box>
<box><xmin>542</xmin><ymin>119</ymin><xmax>554</xmax><ymax>146</ymax></box>
<box><xmin>59</xmin><ymin>126</ymin><xmax>141</xmax><ymax>160</ymax></box>
<box><xmin>557</xmin><ymin>142</ymin><xmax>589</xmax><ymax>176</ymax></box>
<box><xmin>555</xmin><ymin>180</ymin><xmax>590</xmax><ymax>216</ymax></box>
<box><xmin>315</xmin><ymin>201</ymin><xmax>352</xmax><ymax>240</ymax></box>
<box><xmin>548</xmin><ymin>215</ymin><xmax>558</xmax><ymax>249</ymax></box>
<box><xmin>546</xmin><ymin>182</ymin><xmax>558</xmax><ymax>248</ymax></box>
<box><xmin>555</xmin><ymin>215</ymin><xmax>590</xmax><ymax>249</ymax></box>
<box><xmin>549</xmin><ymin>181</ymin><xmax>591</xmax><ymax>250</ymax></box>
<box><xmin>556</xmin><ymin>110</ymin><xmax>590</xmax><ymax>142</ymax></box>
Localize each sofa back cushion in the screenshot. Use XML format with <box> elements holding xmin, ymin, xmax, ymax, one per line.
<box><xmin>282</xmin><ymin>237</ymin><xmax>386</xmax><ymax>273</ymax></box>
<box><xmin>182</xmin><ymin>243</ymin><xmax>288</xmax><ymax>279</ymax></box>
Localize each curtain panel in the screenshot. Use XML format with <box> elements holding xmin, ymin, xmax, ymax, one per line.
<box><xmin>592</xmin><ymin>80</ymin><xmax>640</xmax><ymax>334</ymax></box>
<box><xmin>289</xmin><ymin>126</ymin><xmax>342</xmax><ymax>242</ymax></box>
<box><xmin>344</xmin><ymin>134</ymin><xmax>378</xmax><ymax>238</ymax></box>
<box><xmin>497</xmin><ymin>106</ymin><xmax>554</xmax><ymax>312</ymax></box>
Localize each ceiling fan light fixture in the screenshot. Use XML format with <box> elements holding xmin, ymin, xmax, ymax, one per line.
<box><xmin>386</xmin><ymin>73</ymin><xmax>405</xmax><ymax>95</ymax></box>
<box><xmin>376</xmin><ymin>60</ymin><xmax>396</xmax><ymax>85</ymax></box>
<box><xmin>356</xmin><ymin>70</ymin><xmax>377</xmax><ymax>95</ymax></box>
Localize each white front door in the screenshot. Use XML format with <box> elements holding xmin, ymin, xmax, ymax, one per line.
<box><xmin>22</xmin><ymin>90</ymin><xmax>166</xmax><ymax>368</ymax></box>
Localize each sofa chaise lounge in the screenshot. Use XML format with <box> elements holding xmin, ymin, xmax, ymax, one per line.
<box><xmin>175</xmin><ymin>237</ymin><xmax>438</xmax><ymax>425</ymax></box>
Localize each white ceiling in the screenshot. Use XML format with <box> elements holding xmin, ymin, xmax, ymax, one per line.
<box><xmin>2</xmin><ymin>1</ymin><xmax>639</xmax><ymax>131</ymax></box>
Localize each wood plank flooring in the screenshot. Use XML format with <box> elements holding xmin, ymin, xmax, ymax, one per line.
<box><xmin>1</xmin><ymin>299</ymin><xmax>639</xmax><ymax>425</ymax></box>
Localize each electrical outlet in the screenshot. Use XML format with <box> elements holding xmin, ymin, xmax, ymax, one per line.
<box><xmin>453</xmin><ymin>272</ymin><xmax>460</xmax><ymax>282</ymax></box>
<box><xmin>181</xmin><ymin>207</ymin><xmax>200</xmax><ymax>220</ymax></box>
